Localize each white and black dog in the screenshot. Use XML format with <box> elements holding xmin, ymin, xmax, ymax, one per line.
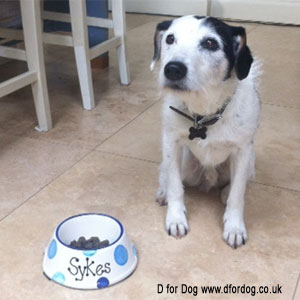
<box><xmin>151</xmin><ymin>16</ymin><xmax>261</xmax><ymax>248</ymax></box>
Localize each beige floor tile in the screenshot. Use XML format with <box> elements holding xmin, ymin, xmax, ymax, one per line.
<box><xmin>259</xmin><ymin>60</ymin><xmax>300</xmax><ymax>108</ymax></box>
<box><xmin>0</xmin><ymin>60</ymin><xmax>35</xmax><ymax>135</ymax></box>
<box><xmin>246</xmin><ymin>25</ymin><xmax>300</xmax><ymax>108</ymax></box>
<box><xmin>247</xmin><ymin>24</ymin><xmax>300</xmax><ymax>63</ymax></box>
<box><xmin>248</xmin><ymin>25</ymin><xmax>300</xmax><ymax>108</ymax></box>
<box><xmin>98</xmin><ymin>100</ymin><xmax>162</xmax><ymax>162</ymax></box>
<box><xmin>245</xmin><ymin>24</ymin><xmax>300</xmax><ymax>108</ymax></box>
<box><xmin>126</xmin><ymin>13</ymin><xmax>169</xmax><ymax>31</ymax></box>
<box><xmin>0</xmin><ymin>133</ymin><xmax>89</xmax><ymax>220</ymax></box>
<box><xmin>255</xmin><ymin>104</ymin><xmax>300</xmax><ymax>191</ymax></box>
<box><xmin>20</xmin><ymin>88</ymin><xmax>154</xmax><ymax>150</ymax></box>
<box><xmin>0</xmin><ymin>151</ymin><xmax>299</xmax><ymax>300</ymax></box>
<box><xmin>293</xmin><ymin>275</ymin><xmax>300</xmax><ymax>300</ymax></box>
<box><xmin>248</xmin><ymin>29</ymin><xmax>300</xmax><ymax>108</ymax></box>
<box><xmin>0</xmin><ymin>85</ymin><xmax>37</xmax><ymax>136</ymax></box>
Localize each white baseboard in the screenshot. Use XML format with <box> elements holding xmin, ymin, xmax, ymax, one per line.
<box><xmin>123</xmin><ymin>0</ymin><xmax>300</xmax><ymax>25</ymax></box>
<box><xmin>211</xmin><ymin>0</ymin><xmax>300</xmax><ymax>25</ymax></box>
<box><xmin>124</xmin><ymin>0</ymin><xmax>207</xmax><ymax>16</ymax></box>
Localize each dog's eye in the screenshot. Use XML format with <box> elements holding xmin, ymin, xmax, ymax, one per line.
<box><xmin>166</xmin><ymin>34</ymin><xmax>175</xmax><ymax>45</ymax></box>
<box><xmin>201</xmin><ymin>38</ymin><xmax>219</xmax><ymax>51</ymax></box>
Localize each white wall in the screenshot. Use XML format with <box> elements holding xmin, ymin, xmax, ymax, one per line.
<box><xmin>211</xmin><ymin>0</ymin><xmax>300</xmax><ymax>24</ymax></box>
<box><xmin>123</xmin><ymin>0</ymin><xmax>300</xmax><ymax>25</ymax></box>
<box><xmin>124</xmin><ymin>0</ymin><xmax>207</xmax><ymax>16</ymax></box>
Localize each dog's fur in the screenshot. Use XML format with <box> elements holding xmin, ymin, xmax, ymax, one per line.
<box><xmin>151</xmin><ymin>16</ymin><xmax>261</xmax><ymax>248</ymax></box>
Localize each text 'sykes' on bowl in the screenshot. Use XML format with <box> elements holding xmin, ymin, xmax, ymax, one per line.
<box><xmin>43</xmin><ymin>213</ymin><xmax>138</xmax><ymax>289</ymax></box>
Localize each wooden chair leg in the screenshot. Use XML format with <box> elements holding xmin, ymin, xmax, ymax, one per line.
<box><xmin>69</xmin><ymin>0</ymin><xmax>95</xmax><ymax>110</ymax></box>
<box><xmin>20</xmin><ymin>0</ymin><xmax>52</xmax><ymax>131</ymax></box>
<box><xmin>112</xmin><ymin>0</ymin><xmax>130</xmax><ymax>85</ymax></box>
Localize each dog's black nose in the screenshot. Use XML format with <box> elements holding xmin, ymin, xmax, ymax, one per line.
<box><xmin>164</xmin><ymin>61</ymin><xmax>187</xmax><ymax>81</ymax></box>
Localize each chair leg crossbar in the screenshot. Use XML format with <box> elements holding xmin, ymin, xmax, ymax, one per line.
<box><xmin>42</xmin><ymin>0</ymin><xmax>130</xmax><ymax>110</ymax></box>
<box><xmin>0</xmin><ymin>0</ymin><xmax>52</xmax><ymax>131</ymax></box>
<box><xmin>0</xmin><ymin>0</ymin><xmax>130</xmax><ymax>129</ymax></box>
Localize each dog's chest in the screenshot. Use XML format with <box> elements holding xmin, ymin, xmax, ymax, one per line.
<box><xmin>180</xmin><ymin>119</ymin><xmax>238</xmax><ymax>166</ymax></box>
<box><xmin>164</xmin><ymin>92</ymin><xmax>255</xmax><ymax>167</ymax></box>
<box><xmin>187</xmin><ymin>138</ymin><xmax>235</xmax><ymax>166</ymax></box>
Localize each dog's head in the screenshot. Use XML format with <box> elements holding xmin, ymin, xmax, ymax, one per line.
<box><xmin>151</xmin><ymin>16</ymin><xmax>253</xmax><ymax>92</ymax></box>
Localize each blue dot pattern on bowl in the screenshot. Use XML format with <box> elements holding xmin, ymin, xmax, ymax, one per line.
<box><xmin>114</xmin><ymin>245</ymin><xmax>128</xmax><ymax>266</ymax></box>
<box><xmin>97</xmin><ymin>277</ymin><xmax>109</xmax><ymax>289</ymax></box>
<box><xmin>48</xmin><ymin>239</ymin><xmax>57</xmax><ymax>259</ymax></box>
<box><xmin>132</xmin><ymin>244</ymin><xmax>138</xmax><ymax>257</ymax></box>
<box><xmin>52</xmin><ymin>272</ymin><xmax>65</xmax><ymax>284</ymax></box>
<box><xmin>83</xmin><ymin>250</ymin><xmax>97</xmax><ymax>257</ymax></box>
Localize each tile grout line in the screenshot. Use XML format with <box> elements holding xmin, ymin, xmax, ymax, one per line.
<box><xmin>0</xmin><ymin>149</ymin><xmax>94</xmax><ymax>223</ymax></box>
<box><xmin>93</xmin><ymin>99</ymin><xmax>160</xmax><ymax>149</ymax></box>
<box><xmin>2</xmin><ymin>16</ymin><xmax>297</xmax><ymax>222</ymax></box>
<box><xmin>2</xmin><ymin>99</ymin><xmax>297</xmax><ymax>151</ymax></box>
<box><xmin>0</xmin><ymin>100</ymin><xmax>160</xmax><ymax>223</ymax></box>
<box><xmin>1</xmin><ymin>149</ymin><xmax>298</xmax><ymax>223</ymax></box>
<box><xmin>2</xmin><ymin>95</ymin><xmax>298</xmax><ymax>221</ymax></box>
<box><xmin>262</xmin><ymin>102</ymin><xmax>300</xmax><ymax>110</ymax></box>
<box><xmin>250</xmin><ymin>179</ymin><xmax>300</xmax><ymax>193</ymax></box>
<box><xmin>292</xmin><ymin>272</ymin><xmax>300</xmax><ymax>300</ymax></box>
<box><xmin>97</xmin><ymin>149</ymin><xmax>160</xmax><ymax>165</ymax></box>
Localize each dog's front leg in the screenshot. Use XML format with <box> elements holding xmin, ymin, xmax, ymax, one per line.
<box><xmin>158</xmin><ymin>131</ymin><xmax>189</xmax><ymax>238</ymax></box>
<box><xmin>223</xmin><ymin>144</ymin><xmax>254</xmax><ymax>248</ymax></box>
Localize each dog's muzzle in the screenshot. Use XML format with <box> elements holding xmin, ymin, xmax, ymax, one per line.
<box><xmin>164</xmin><ymin>61</ymin><xmax>187</xmax><ymax>81</ymax></box>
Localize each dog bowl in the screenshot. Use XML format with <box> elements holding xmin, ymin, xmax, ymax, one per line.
<box><xmin>43</xmin><ymin>213</ymin><xmax>138</xmax><ymax>289</ymax></box>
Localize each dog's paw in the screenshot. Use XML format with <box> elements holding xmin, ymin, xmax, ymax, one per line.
<box><xmin>156</xmin><ymin>188</ymin><xmax>167</xmax><ymax>206</ymax></box>
<box><xmin>223</xmin><ymin>212</ymin><xmax>247</xmax><ymax>249</ymax></box>
<box><xmin>166</xmin><ymin>206</ymin><xmax>189</xmax><ymax>238</ymax></box>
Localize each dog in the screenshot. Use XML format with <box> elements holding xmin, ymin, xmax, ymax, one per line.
<box><xmin>151</xmin><ymin>15</ymin><xmax>261</xmax><ymax>248</ymax></box>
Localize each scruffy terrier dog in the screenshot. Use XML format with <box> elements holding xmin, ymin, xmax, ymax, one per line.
<box><xmin>151</xmin><ymin>16</ymin><xmax>261</xmax><ymax>248</ymax></box>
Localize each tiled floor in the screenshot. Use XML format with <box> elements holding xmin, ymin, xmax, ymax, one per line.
<box><xmin>0</xmin><ymin>13</ymin><xmax>300</xmax><ymax>300</ymax></box>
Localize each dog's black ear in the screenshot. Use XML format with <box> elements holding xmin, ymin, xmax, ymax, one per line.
<box><xmin>150</xmin><ymin>20</ymin><xmax>173</xmax><ymax>71</ymax></box>
<box><xmin>231</xmin><ymin>26</ymin><xmax>253</xmax><ymax>80</ymax></box>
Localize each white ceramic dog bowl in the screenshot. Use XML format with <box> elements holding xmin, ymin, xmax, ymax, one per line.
<box><xmin>43</xmin><ymin>213</ymin><xmax>138</xmax><ymax>289</ymax></box>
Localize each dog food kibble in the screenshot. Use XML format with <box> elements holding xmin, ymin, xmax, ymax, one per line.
<box><xmin>78</xmin><ymin>236</ymin><xmax>87</xmax><ymax>248</ymax></box>
<box><xmin>99</xmin><ymin>240</ymin><xmax>109</xmax><ymax>248</ymax></box>
<box><xmin>70</xmin><ymin>240</ymin><xmax>78</xmax><ymax>248</ymax></box>
<box><xmin>69</xmin><ymin>236</ymin><xmax>109</xmax><ymax>250</ymax></box>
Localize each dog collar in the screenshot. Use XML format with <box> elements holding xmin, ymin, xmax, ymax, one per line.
<box><xmin>169</xmin><ymin>97</ymin><xmax>231</xmax><ymax>140</ymax></box>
